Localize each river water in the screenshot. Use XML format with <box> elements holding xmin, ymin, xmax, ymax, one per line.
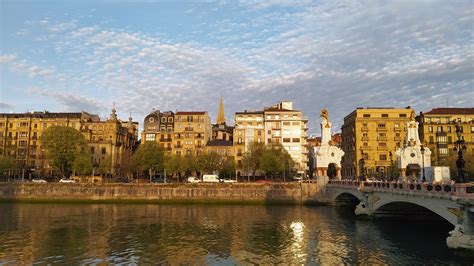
<box><xmin>0</xmin><ymin>203</ymin><xmax>470</xmax><ymax>265</ymax></box>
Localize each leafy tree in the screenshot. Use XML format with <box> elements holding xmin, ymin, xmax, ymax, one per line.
<box><xmin>40</xmin><ymin>126</ymin><xmax>89</xmax><ymax>178</ymax></box>
<box><xmin>72</xmin><ymin>154</ymin><xmax>93</xmax><ymax>176</ymax></box>
<box><xmin>132</xmin><ymin>142</ymin><xmax>166</xmax><ymax>179</ymax></box>
<box><xmin>165</xmin><ymin>154</ymin><xmax>186</xmax><ymax>181</ymax></box>
<box><xmin>0</xmin><ymin>156</ymin><xmax>17</xmax><ymax>180</ymax></box>
<box><xmin>99</xmin><ymin>155</ymin><xmax>112</xmax><ymax>177</ymax></box>
<box><xmin>258</xmin><ymin>144</ymin><xmax>295</xmax><ymax>181</ymax></box>
<box><xmin>219</xmin><ymin>156</ymin><xmax>236</xmax><ymax>179</ymax></box>
<box><xmin>242</xmin><ymin>142</ymin><xmax>266</xmax><ymax>180</ymax></box>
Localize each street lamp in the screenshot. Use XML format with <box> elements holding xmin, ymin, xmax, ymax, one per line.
<box><xmin>453</xmin><ymin>121</ymin><xmax>467</xmax><ymax>183</ymax></box>
<box><xmin>389</xmin><ymin>151</ymin><xmax>393</xmax><ymax>181</ymax></box>
<box><xmin>359</xmin><ymin>149</ymin><xmax>365</xmax><ymax>181</ymax></box>
<box><xmin>420</xmin><ymin>145</ymin><xmax>426</xmax><ymax>182</ymax></box>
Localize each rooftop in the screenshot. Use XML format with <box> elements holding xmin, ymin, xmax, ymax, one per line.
<box><xmin>423</xmin><ymin>108</ymin><xmax>474</xmax><ymax>115</ymax></box>
<box><xmin>176</xmin><ymin>111</ymin><xmax>207</xmax><ymax>115</ymax></box>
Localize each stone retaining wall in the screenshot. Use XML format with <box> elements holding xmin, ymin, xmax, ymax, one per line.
<box><xmin>0</xmin><ymin>182</ymin><xmax>326</xmax><ymax>205</ymax></box>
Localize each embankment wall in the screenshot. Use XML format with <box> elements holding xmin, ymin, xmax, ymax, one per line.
<box><xmin>0</xmin><ymin>182</ymin><xmax>328</xmax><ymax>205</ymax></box>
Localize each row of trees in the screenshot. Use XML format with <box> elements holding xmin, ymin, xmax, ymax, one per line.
<box><xmin>0</xmin><ymin>126</ymin><xmax>299</xmax><ymax>181</ymax></box>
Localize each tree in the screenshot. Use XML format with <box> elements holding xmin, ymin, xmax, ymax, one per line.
<box><xmin>132</xmin><ymin>142</ymin><xmax>166</xmax><ymax>179</ymax></box>
<box><xmin>72</xmin><ymin>154</ymin><xmax>93</xmax><ymax>176</ymax></box>
<box><xmin>40</xmin><ymin>126</ymin><xmax>89</xmax><ymax>178</ymax></box>
<box><xmin>0</xmin><ymin>156</ymin><xmax>16</xmax><ymax>180</ymax></box>
<box><xmin>219</xmin><ymin>156</ymin><xmax>236</xmax><ymax>179</ymax></box>
<box><xmin>242</xmin><ymin>142</ymin><xmax>266</xmax><ymax>180</ymax></box>
<box><xmin>258</xmin><ymin>144</ymin><xmax>296</xmax><ymax>181</ymax></box>
<box><xmin>99</xmin><ymin>155</ymin><xmax>112</xmax><ymax>177</ymax></box>
<box><xmin>165</xmin><ymin>154</ymin><xmax>186</xmax><ymax>182</ymax></box>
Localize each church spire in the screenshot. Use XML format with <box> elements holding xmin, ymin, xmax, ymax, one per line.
<box><xmin>217</xmin><ymin>94</ymin><xmax>226</xmax><ymax>125</ymax></box>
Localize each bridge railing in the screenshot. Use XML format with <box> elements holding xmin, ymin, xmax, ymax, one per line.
<box><xmin>327</xmin><ymin>180</ymin><xmax>474</xmax><ymax>200</ymax></box>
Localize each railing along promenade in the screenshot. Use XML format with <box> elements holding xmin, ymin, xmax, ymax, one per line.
<box><xmin>327</xmin><ymin>179</ymin><xmax>474</xmax><ymax>201</ymax></box>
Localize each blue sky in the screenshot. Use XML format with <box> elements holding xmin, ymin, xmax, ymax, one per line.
<box><xmin>1</xmin><ymin>0</ymin><xmax>473</xmax><ymax>134</ymax></box>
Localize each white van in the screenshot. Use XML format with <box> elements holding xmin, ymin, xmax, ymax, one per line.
<box><xmin>202</xmin><ymin>174</ymin><xmax>220</xmax><ymax>183</ymax></box>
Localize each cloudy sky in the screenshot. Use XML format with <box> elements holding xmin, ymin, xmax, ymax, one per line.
<box><xmin>0</xmin><ymin>0</ymin><xmax>473</xmax><ymax>134</ymax></box>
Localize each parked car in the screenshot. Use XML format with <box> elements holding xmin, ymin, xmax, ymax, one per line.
<box><xmin>32</xmin><ymin>178</ymin><xmax>47</xmax><ymax>183</ymax></box>
<box><xmin>202</xmin><ymin>174</ymin><xmax>220</xmax><ymax>183</ymax></box>
<box><xmin>187</xmin><ymin>176</ymin><xmax>201</xmax><ymax>183</ymax></box>
<box><xmin>59</xmin><ymin>178</ymin><xmax>75</xmax><ymax>183</ymax></box>
<box><xmin>220</xmin><ymin>178</ymin><xmax>237</xmax><ymax>183</ymax></box>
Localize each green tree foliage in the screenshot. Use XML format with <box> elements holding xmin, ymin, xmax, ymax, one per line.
<box><xmin>165</xmin><ymin>154</ymin><xmax>186</xmax><ymax>181</ymax></box>
<box><xmin>99</xmin><ymin>155</ymin><xmax>112</xmax><ymax>176</ymax></box>
<box><xmin>72</xmin><ymin>154</ymin><xmax>93</xmax><ymax>176</ymax></box>
<box><xmin>258</xmin><ymin>144</ymin><xmax>295</xmax><ymax>180</ymax></box>
<box><xmin>40</xmin><ymin>126</ymin><xmax>89</xmax><ymax>177</ymax></box>
<box><xmin>219</xmin><ymin>156</ymin><xmax>236</xmax><ymax>179</ymax></box>
<box><xmin>242</xmin><ymin>142</ymin><xmax>266</xmax><ymax>178</ymax></box>
<box><xmin>0</xmin><ymin>156</ymin><xmax>17</xmax><ymax>177</ymax></box>
<box><xmin>132</xmin><ymin>142</ymin><xmax>166</xmax><ymax>178</ymax></box>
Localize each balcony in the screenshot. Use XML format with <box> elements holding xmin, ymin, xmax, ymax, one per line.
<box><xmin>361</xmin><ymin>136</ymin><xmax>369</xmax><ymax>141</ymax></box>
<box><xmin>174</xmin><ymin>145</ymin><xmax>183</xmax><ymax>148</ymax></box>
<box><xmin>394</xmin><ymin>127</ymin><xmax>402</xmax><ymax>131</ymax></box>
<box><xmin>377</xmin><ymin>145</ymin><xmax>388</xmax><ymax>150</ymax></box>
<box><xmin>376</xmin><ymin>127</ymin><xmax>387</xmax><ymax>132</ymax></box>
<box><xmin>361</xmin><ymin>126</ymin><xmax>369</xmax><ymax>131</ymax></box>
<box><xmin>394</xmin><ymin>136</ymin><xmax>402</xmax><ymax>141</ymax></box>
<box><xmin>185</xmin><ymin>127</ymin><xmax>193</xmax><ymax>131</ymax></box>
<box><xmin>159</xmin><ymin>138</ymin><xmax>172</xmax><ymax>142</ymax></box>
<box><xmin>377</xmin><ymin>136</ymin><xmax>387</xmax><ymax>141</ymax></box>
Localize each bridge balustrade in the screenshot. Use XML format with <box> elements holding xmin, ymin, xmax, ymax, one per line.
<box><xmin>327</xmin><ymin>179</ymin><xmax>474</xmax><ymax>200</ymax></box>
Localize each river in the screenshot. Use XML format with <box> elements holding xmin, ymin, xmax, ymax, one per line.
<box><xmin>0</xmin><ymin>203</ymin><xmax>470</xmax><ymax>264</ymax></box>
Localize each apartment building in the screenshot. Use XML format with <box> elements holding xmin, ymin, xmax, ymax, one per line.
<box><xmin>417</xmin><ymin>108</ymin><xmax>474</xmax><ymax>166</ymax></box>
<box><xmin>233</xmin><ymin>110</ymin><xmax>265</xmax><ymax>167</ymax></box>
<box><xmin>341</xmin><ymin>107</ymin><xmax>413</xmax><ymax>178</ymax></box>
<box><xmin>174</xmin><ymin>111</ymin><xmax>212</xmax><ymax>156</ymax></box>
<box><xmin>142</xmin><ymin>110</ymin><xmax>175</xmax><ymax>154</ymax></box>
<box><xmin>0</xmin><ymin>108</ymin><xmax>139</xmax><ymax>177</ymax></box>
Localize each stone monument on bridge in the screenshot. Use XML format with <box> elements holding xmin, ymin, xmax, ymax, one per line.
<box><xmin>395</xmin><ymin>111</ymin><xmax>432</xmax><ymax>182</ymax></box>
<box><xmin>314</xmin><ymin>109</ymin><xmax>345</xmax><ymax>184</ymax></box>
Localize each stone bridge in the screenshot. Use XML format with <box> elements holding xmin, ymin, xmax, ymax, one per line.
<box><xmin>326</xmin><ymin>180</ymin><xmax>474</xmax><ymax>251</ymax></box>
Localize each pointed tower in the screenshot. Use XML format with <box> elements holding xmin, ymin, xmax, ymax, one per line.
<box><xmin>217</xmin><ymin>95</ymin><xmax>226</xmax><ymax>125</ymax></box>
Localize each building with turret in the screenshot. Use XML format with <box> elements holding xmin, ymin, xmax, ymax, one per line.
<box><xmin>207</xmin><ymin>96</ymin><xmax>235</xmax><ymax>157</ymax></box>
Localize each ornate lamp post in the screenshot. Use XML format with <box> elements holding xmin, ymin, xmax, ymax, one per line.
<box><xmin>359</xmin><ymin>149</ymin><xmax>365</xmax><ymax>181</ymax></box>
<box><xmin>389</xmin><ymin>151</ymin><xmax>393</xmax><ymax>181</ymax></box>
<box><xmin>453</xmin><ymin>121</ymin><xmax>467</xmax><ymax>183</ymax></box>
<box><xmin>420</xmin><ymin>145</ymin><xmax>426</xmax><ymax>182</ymax></box>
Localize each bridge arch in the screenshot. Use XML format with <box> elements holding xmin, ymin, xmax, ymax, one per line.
<box><xmin>372</xmin><ymin>197</ymin><xmax>458</xmax><ymax>226</ymax></box>
<box><xmin>332</xmin><ymin>190</ymin><xmax>364</xmax><ymax>207</ymax></box>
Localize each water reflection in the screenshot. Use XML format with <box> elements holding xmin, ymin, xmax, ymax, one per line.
<box><xmin>0</xmin><ymin>203</ymin><xmax>469</xmax><ymax>264</ymax></box>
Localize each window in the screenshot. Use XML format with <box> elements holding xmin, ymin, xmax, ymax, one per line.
<box><xmin>471</xmin><ymin>126</ymin><xmax>474</xmax><ymax>133</ymax></box>
<box><xmin>439</xmin><ymin>148</ymin><xmax>448</xmax><ymax>156</ymax></box>
<box><xmin>363</xmin><ymin>114</ymin><xmax>371</xmax><ymax>118</ymax></box>
<box><xmin>363</xmin><ymin>133</ymin><xmax>368</xmax><ymax>137</ymax></box>
<box><xmin>379</xmin><ymin>154</ymin><xmax>387</xmax><ymax>161</ymax></box>
<box><xmin>379</xmin><ymin>133</ymin><xmax>386</xmax><ymax>137</ymax></box>
<box><xmin>363</xmin><ymin>142</ymin><xmax>368</xmax><ymax>146</ymax></box>
<box><xmin>292</xmin><ymin>122</ymin><xmax>300</xmax><ymax>126</ymax></box>
<box><xmin>429</xmin><ymin>136</ymin><xmax>434</xmax><ymax>144</ymax></box>
<box><xmin>448</xmin><ymin>136</ymin><xmax>452</xmax><ymax>143</ymax></box>
<box><xmin>187</xmin><ymin>116</ymin><xmax>193</xmax><ymax>122</ymax></box>
<box><xmin>161</xmin><ymin>117</ymin><xmax>166</xmax><ymax>123</ymax></box>
<box><xmin>379</xmin><ymin>142</ymin><xmax>386</xmax><ymax>146</ymax></box>
<box><xmin>283</xmin><ymin>138</ymin><xmax>291</xmax><ymax>143</ymax></box>
<box><xmin>292</xmin><ymin>138</ymin><xmax>300</xmax><ymax>142</ymax></box>
<box><xmin>399</xmin><ymin>114</ymin><xmax>407</xmax><ymax>118</ymax></box>
<box><xmin>145</xmin><ymin>134</ymin><xmax>155</xmax><ymax>141</ymax></box>
<box><xmin>436</xmin><ymin>135</ymin><xmax>446</xmax><ymax>144</ymax></box>
<box><xmin>428</xmin><ymin>126</ymin><xmax>433</xmax><ymax>133</ymax></box>
<box><xmin>378</xmin><ymin>124</ymin><xmax>386</xmax><ymax>128</ymax></box>
<box><xmin>447</xmin><ymin>126</ymin><xmax>451</xmax><ymax>133</ymax></box>
<box><xmin>283</xmin><ymin>122</ymin><xmax>291</xmax><ymax>126</ymax></box>
<box><xmin>394</xmin><ymin>123</ymin><xmax>399</xmax><ymax>128</ymax></box>
<box><xmin>381</xmin><ymin>114</ymin><xmax>388</xmax><ymax>118</ymax></box>
<box><xmin>34</xmin><ymin>124</ymin><xmax>37</xmax><ymax>129</ymax></box>
<box><xmin>437</xmin><ymin>126</ymin><xmax>443</xmax><ymax>132</ymax></box>
<box><xmin>101</xmin><ymin>147</ymin><xmax>106</xmax><ymax>155</ymax></box>
<box><xmin>168</xmin><ymin>117</ymin><xmax>173</xmax><ymax>123</ymax></box>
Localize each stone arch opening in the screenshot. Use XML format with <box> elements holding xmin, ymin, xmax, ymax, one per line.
<box><xmin>374</xmin><ymin>201</ymin><xmax>454</xmax><ymax>227</ymax></box>
<box><xmin>406</xmin><ymin>164</ymin><xmax>421</xmax><ymax>181</ymax></box>
<box><xmin>327</xmin><ymin>163</ymin><xmax>337</xmax><ymax>179</ymax></box>
<box><xmin>334</xmin><ymin>192</ymin><xmax>361</xmax><ymax>208</ymax></box>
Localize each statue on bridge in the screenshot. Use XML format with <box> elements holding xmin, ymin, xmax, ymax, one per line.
<box><xmin>395</xmin><ymin>115</ymin><xmax>432</xmax><ymax>183</ymax></box>
<box><xmin>314</xmin><ymin>109</ymin><xmax>344</xmax><ymax>184</ymax></box>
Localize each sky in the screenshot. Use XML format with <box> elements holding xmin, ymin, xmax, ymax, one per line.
<box><xmin>0</xmin><ymin>0</ymin><xmax>473</xmax><ymax>135</ymax></box>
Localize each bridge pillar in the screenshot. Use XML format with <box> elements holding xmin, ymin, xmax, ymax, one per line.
<box><xmin>447</xmin><ymin>201</ymin><xmax>474</xmax><ymax>251</ymax></box>
<box><xmin>354</xmin><ymin>192</ymin><xmax>374</xmax><ymax>216</ymax></box>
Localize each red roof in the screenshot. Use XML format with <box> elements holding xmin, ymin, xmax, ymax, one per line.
<box><xmin>424</xmin><ymin>108</ymin><xmax>474</xmax><ymax>115</ymax></box>
<box><xmin>176</xmin><ymin>111</ymin><xmax>207</xmax><ymax>115</ymax></box>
